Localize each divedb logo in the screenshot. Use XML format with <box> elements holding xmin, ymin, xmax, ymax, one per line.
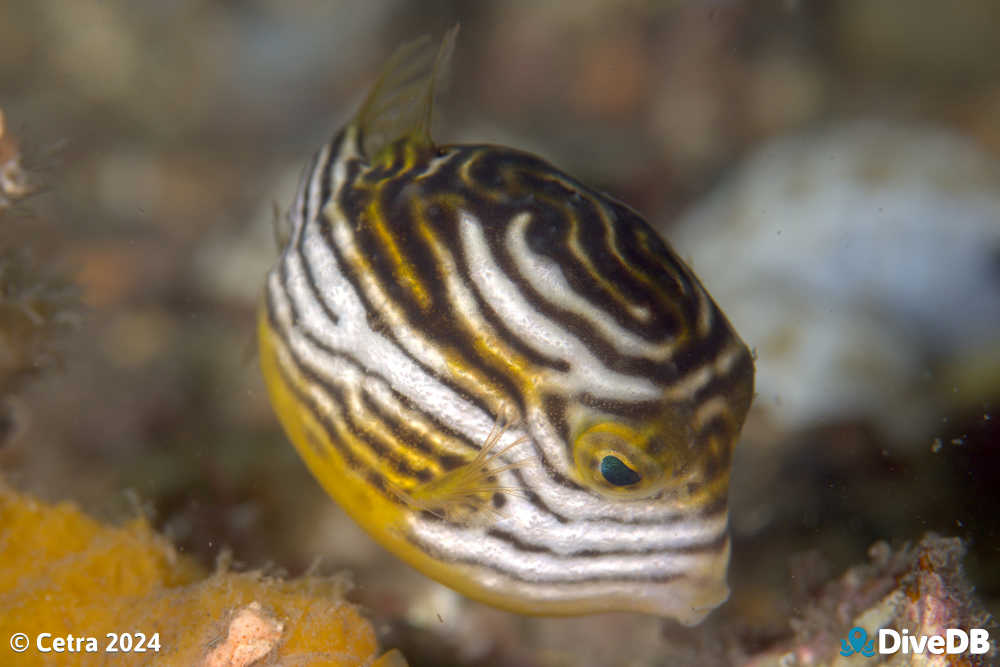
<box><xmin>840</xmin><ymin>625</ymin><xmax>992</xmax><ymax>657</ymax></box>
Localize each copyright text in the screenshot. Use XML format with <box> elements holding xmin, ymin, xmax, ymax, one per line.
<box><xmin>9</xmin><ymin>632</ymin><xmax>161</xmax><ymax>654</ymax></box>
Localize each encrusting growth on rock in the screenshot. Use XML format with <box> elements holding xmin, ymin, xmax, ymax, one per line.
<box><xmin>0</xmin><ymin>482</ymin><xmax>407</xmax><ymax>666</ymax></box>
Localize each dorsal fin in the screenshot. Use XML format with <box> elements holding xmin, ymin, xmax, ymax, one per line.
<box><xmin>353</xmin><ymin>25</ymin><xmax>459</xmax><ymax>162</ymax></box>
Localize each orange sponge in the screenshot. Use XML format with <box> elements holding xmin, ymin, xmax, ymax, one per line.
<box><xmin>0</xmin><ymin>484</ymin><xmax>405</xmax><ymax>666</ymax></box>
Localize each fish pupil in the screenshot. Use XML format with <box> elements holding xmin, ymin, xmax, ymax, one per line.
<box><xmin>599</xmin><ymin>455</ymin><xmax>641</xmax><ymax>487</ymax></box>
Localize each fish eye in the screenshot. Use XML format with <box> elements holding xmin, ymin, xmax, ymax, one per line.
<box><xmin>599</xmin><ymin>455</ymin><xmax>641</xmax><ymax>487</ymax></box>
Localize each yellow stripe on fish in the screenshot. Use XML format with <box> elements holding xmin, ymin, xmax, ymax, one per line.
<box><xmin>258</xmin><ymin>27</ymin><xmax>754</xmax><ymax>625</ymax></box>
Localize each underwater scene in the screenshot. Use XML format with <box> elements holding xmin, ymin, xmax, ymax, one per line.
<box><xmin>1</xmin><ymin>2</ymin><xmax>998</xmax><ymax>666</ymax></box>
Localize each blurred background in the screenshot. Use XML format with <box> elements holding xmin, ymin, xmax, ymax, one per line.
<box><xmin>1</xmin><ymin>1</ymin><xmax>998</xmax><ymax>665</ymax></box>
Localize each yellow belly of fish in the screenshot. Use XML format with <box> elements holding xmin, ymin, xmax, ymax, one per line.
<box><xmin>258</xmin><ymin>306</ymin><xmax>422</xmax><ymax>557</ymax></box>
<box><xmin>259</xmin><ymin>305</ymin><xmax>520</xmax><ymax>612</ymax></box>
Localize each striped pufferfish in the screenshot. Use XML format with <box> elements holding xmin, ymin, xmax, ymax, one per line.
<box><xmin>258</xmin><ymin>29</ymin><xmax>754</xmax><ymax>625</ymax></box>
